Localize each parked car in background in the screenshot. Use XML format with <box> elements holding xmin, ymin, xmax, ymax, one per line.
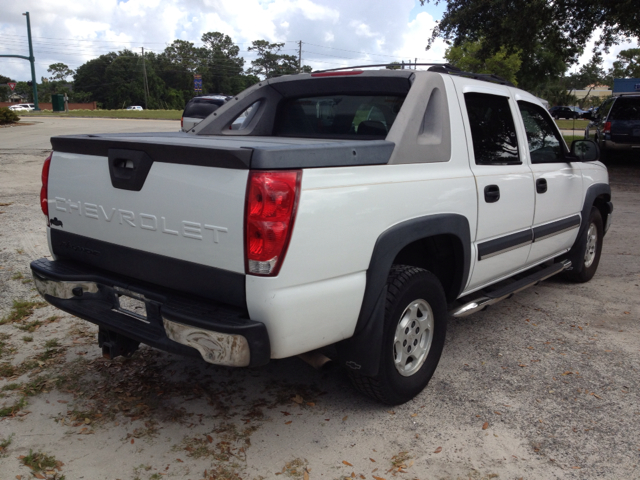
<box><xmin>569</xmin><ymin>106</ymin><xmax>589</xmax><ymax>118</ymax></box>
<box><xmin>549</xmin><ymin>106</ymin><xmax>579</xmax><ymax>119</ymax></box>
<box><xmin>181</xmin><ymin>95</ymin><xmax>229</xmax><ymax>131</ymax></box>
<box><xmin>8</xmin><ymin>103</ymin><xmax>34</xmax><ymax>111</ymax></box>
<box><xmin>585</xmin><ymin>94</ymin><xmax>640</xmax><ymax>160</ymax></box>
<box><xmin>125</xmin><ymin>106</ymin><xmax>144</xmax><ymax>111</ymax></box>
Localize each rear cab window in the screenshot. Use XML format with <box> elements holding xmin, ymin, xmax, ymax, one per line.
<box><xmin>274</xmin><ymin>95</ymin><xmax>405</xmax><ymax>138</ymax></box>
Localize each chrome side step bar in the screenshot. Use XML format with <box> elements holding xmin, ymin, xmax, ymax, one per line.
<box><xmin>451</xmin><ymin>260</ymin><xmax>572</xmax><ymax>318</ymax></box>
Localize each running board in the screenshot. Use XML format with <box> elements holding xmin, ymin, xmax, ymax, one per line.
<box><xmin>451</xmin><ymin>260</ymin><xmax>572</xmax><ymax>318</ymax></box>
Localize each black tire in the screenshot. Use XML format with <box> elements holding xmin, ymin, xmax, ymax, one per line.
<box><xmin>348</xmin><ymin>265</ymin><xmax>447</xmax><ymax>405</ymax></box>
<box><xmin>565</xmin><ymin>207</ymin><xmax>603</xmax><ymax>283</ymax></box>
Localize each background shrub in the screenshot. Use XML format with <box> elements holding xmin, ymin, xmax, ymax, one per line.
<box><xmin>0</xmin><ymin>107</ymin><xmax>19</xmax><ymax>125</ymax></box>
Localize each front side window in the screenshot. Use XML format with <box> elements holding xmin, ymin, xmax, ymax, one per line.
<box><xmin>274</xmin><ymin>95</ymin><xmax>405</xmax><ymax>138</ymax></box>
<box><xmin>464</xmin><ymin>92</ymin><xmax>520</xmax><ymax>165</ymax></box>
<box><xmin>518</xmin><ymin>101</ymin><xmax>565</xmax><ymax>163</ymax></box>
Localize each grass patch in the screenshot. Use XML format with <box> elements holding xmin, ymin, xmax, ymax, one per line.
<box><xmin>22</xmin><ymin>335</ymin><xmax>33</xmax><ymax>342</ymax></box>
<box><xmin>20</xmin><ymin>449</ymin><xmax>61</xmax><ymax>472</ymax></box>
<box><xmin>0</xmin><ymin>397</ymin><xmax>27</xmax><ymax>417</ymax></box>
<box><xmin>555</xmin><ymin>118</ymin><xmax>589</xmax><ymax>130</ymax></box>
<box><xmin>16</xmin><ymin>320</ymin><xmax>43</xmax><ymax>332</ymax></box>
<box><xmin>23</xmin><ymin>109</ymin><xmax>181</xmax><ymax>120</ymax></box>
<box><xmin>11</xmin><ymin>272</ymin><xmax>24</xmax><ymax>280</ymax></box>
<box><xmin>2</xmin><ymin>383</ymin><xmax>21</xmax><ymax>391</ymax></box>
<box><xmin>0</xmin><ymin>333</ymin><xmax>8</xmax><ymax>357</ymax></box>
<box><xmin>0</xmin><ymin>363</ymin><xmax>15</xmax><ymax>378</ymax></box>
<box><xmin>0</xmin><ymin>433</ymin><xmax>14</xmax><ymax>456</ymax></box>
<box><xmin>22</xmin><ymin>376</ymin><xmax>50</xmax><ymax>396</ymax></box>
<box><xmin>37</xmin><ymin>339</ymin><xmax>64</xmax><ymax>362</ymax></box>
<box><xmin>0</xmin><ymin>299</ymin><xmax>47</xmax><ymax>325</ymax></box>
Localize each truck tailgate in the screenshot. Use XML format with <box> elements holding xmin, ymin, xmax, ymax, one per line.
<box><xmin>46</xmin><ymin>133</ymin><xmax>251</xmax><ymax>305</ymax></box>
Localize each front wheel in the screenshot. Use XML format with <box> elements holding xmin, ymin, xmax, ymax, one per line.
<box><xmin>565</xmin><ymin>207</ymin><xmax>603</xmax><ymax>283</ymax></box>
<box><xmin>348</xmin><ymin>265</ymin><xmax>447</xmax><ymax>405</ymax></box>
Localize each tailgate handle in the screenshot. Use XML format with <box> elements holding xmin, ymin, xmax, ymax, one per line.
<box><xmin>108</xmin><ymin>149</ymin><xmax>153</xmax><ymax>191</ymax></box>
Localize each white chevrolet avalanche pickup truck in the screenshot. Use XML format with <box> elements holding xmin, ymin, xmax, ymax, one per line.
<box><xmin>31</xmin><ymin>66</ymin><xmax>612</xmax><ymax>405</ymax></box>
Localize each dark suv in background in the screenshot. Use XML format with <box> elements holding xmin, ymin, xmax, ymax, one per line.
<box><xmin>585</xmin><ymin>94</ymin><xmax>640</xmax><ymax>160</ymax></box>
<box><xmin>181</xmin><ymin>95</ymin><xmax>230</xmax><ymax>131</ymax></box>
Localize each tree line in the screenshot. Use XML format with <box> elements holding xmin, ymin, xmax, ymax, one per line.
<box><xmin>2</xmin><ymin>10</ymin><xmax>639</xmax><ymax>110</ymax></box>
<box><xmin>1</xmin><ymin>33</ymin><xmax>311</xmax><ymax>109</ymax></box>
<box><xmin>444</xmin><ymin>41</ymin><xmax>640</xmax><ymax>107</ymax></box>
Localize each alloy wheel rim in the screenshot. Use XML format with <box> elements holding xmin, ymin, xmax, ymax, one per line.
<box><xmin>393</xmin><ymin>299</ymin><xmax>433</xmax><ymax>377</ymax></box>
<box><xmin>584</xmin><ymin>222</ymin><xmax>598</xmax><ymax>268</ymax></box>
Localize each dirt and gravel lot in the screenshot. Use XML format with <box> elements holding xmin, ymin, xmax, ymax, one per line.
<box><xmin>0</xmin><ymin>118</ymin><xmax>639</xmax><ymax>480</ymax></box>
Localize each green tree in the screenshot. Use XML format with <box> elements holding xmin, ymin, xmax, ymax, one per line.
<box><xmin>200</xmin><ymin>32</ymin><xmax>245</xmax><ymax>93</ymax></box>
<box><xmin>421</xmin><ymin>0</ymin><xmax>640</xmax><ymax>89</ymax></box>
<box><xmin>248</xmin><ymin>40</ymin><xmax>310</xmax><ymax>78</ymax></box>
<box><xmin>47</xmin><ymin>63</ymin><xmax>74</xmax><ymax>82</ymax></box>
<box><xmin>444</xmin><ymin>40</ymin><xmax>522</xmax><ymax>85</ymax></box>
<box><xmin>74</xmin><ymin>52</ymin><xmax>118</xmax><ymax>108</ymax></box>
<box><xmin>609</xmin><ymin>48</ymin><xmax>640</xmax><ymax>80</ymax></box>
<box><xmin>0</xmin><ymin>74</ymin><xmax>15</xmax><ymax>101</ymax></box>
<box><xmin>13</xmin><ymin>81</ymin><xmax>32</xmax><ymax>102</ymax></box>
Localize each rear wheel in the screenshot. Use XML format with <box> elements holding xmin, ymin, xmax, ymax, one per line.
<box><xmin>565</xmin><ymin>207</ymin><xmax>603</xmax><ymax>283</ymax></box>
<box><xmin>348</xmin><ymin>265</ymin><xmax>447</xmax><ymax>405</ymax></box>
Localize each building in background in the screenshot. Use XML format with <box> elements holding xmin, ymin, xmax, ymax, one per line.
<box><xmin>612</xmin><ymin>78</ymin><xmax>640</xmax><ymax>96</ymax></box>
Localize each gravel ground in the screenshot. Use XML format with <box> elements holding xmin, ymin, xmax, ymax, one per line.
<box><xmin>0</xmin><ymin>118</ymin><xmax>638</xmax><ymax>480</ymax></box>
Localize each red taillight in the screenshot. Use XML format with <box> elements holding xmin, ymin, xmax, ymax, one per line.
<box><xmin>40</xmin><ymin>153</ymin><xmax>52</xmax><ymax>217</ymax></box>
<box><xmin>181</xmin><ymin>117</ymin><xmax>184</xmax><ymax>129</ymax></box>
<box><xmin>245</xmin><ymin>170</ymin><xmax>301</xmax><ymax>276</ymax></box>
<box><xmin>311</xmin><ymin>70</ymin><xmax>363</xmax><ymax>77</ymax></box>
<box><xmin>603</xmin><ymin>121</ymin><xmax>611</xmax><ymax>134</ymax></box>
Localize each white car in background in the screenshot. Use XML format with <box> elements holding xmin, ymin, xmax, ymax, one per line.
<box><xmin>125</xmin><ymin>106</ymin><xmax>144</xmax><ymax>111</ymax></box>
<box><xmin>8</xmin><ymin>103</ymin><xmax>34</xmax><ymax>111</ymax></box>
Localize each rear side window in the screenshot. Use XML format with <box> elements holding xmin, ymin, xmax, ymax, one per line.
<box><xmin>609</xmin><ymin>97</ymin><xmax>640</xmax><ymax>121</ymax></box>
<box><xmin>274</xmin><ymin>95</ymin><xmax>405</xmax><ymax>138</ymax></box>
<box><xmin>464</xmin><ymin>92</ymin><xmax>520</xmax><ymax>165</ymax></box>
<box><xmin>183</xmin><ymin>99</ymin><xmax>226</xmax><ymax>119</ymax></box>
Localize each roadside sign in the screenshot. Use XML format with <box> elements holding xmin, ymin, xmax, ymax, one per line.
<box><xmin>194</xmin><ymin>74</ymin><xmax>202</xmax><ymax>93</ymax></box>
<box><xmin>8</xmin><ymin>82</ymin><xmax>16</xmax><ymax>91</ymax></box>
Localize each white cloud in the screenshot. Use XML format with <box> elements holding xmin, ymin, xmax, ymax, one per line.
<box><xmin>350</xmin><ymin>21</ymin><xmax>377</xmax><ymax>38</ymax></box>
<box><xmin>0</xmin><ymin>0</ymin><xmax>462</xmax><ymax>83</ymax></box>
<box><xmin>393</xmin><ymin>11</ymin><xmax>448</xmax><ymax>64</ymax></box>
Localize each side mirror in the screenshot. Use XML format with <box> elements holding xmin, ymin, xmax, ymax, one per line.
<box><xmin>569</xmin><ymin>139</ymin><xmax>599</xmax><ymax>162</ymax></box>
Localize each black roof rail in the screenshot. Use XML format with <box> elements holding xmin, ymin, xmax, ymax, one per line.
<box><xmin>313</xmin><ymin>63</ymin><xmax>514</xmax><ymax>87</ymax></box>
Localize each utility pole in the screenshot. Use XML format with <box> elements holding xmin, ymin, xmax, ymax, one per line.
<box><xmin>141</xmin><ymin>47</ymin><xmax>149</xmax><ymax>109</ymax></box>
<box><xmin>298</xmin><ymin>41</ymin><xmax>302</xmax><ymax>73</ymax></box>
<box><xmin>0</xmin><ymin>12</ymin><xmax>39</xmax><ymax>110</ymax></box>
